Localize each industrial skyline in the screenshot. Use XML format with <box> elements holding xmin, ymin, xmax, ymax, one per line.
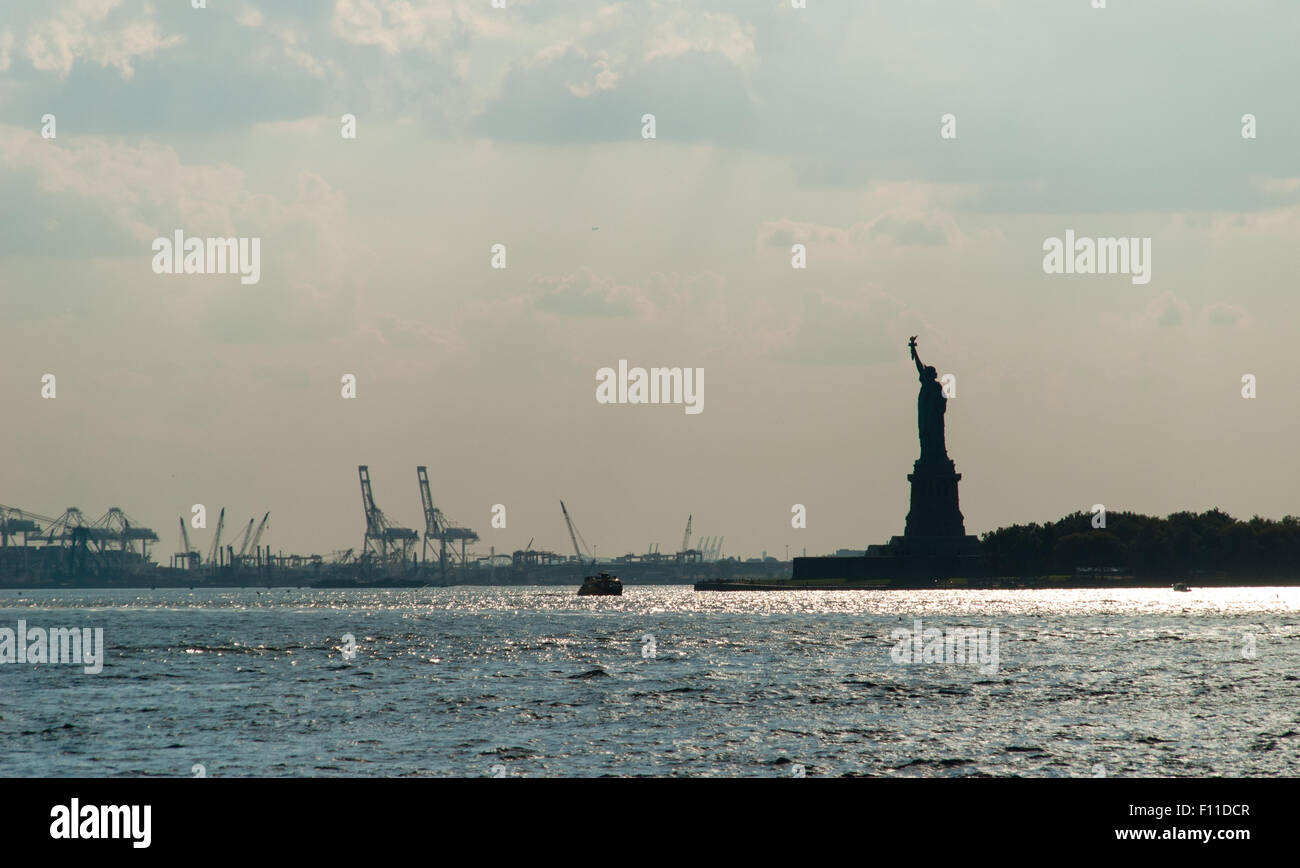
<box><xmin>3</xmin><ymin>1</ymin><xmax>1299</xmax><ymax>559</ymax></box>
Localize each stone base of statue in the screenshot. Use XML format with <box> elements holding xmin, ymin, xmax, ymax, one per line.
<box><xmin>789</xmin><ymin>456</ymin><xmax>985</xmax><ymax>586</ymax></box>
<box><xmin>903</xmin><ymin>457</ymin><xmax>967</xmax><ymax>540</ymax></box>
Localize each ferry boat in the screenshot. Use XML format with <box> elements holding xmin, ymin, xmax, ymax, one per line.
<box><xmin>578</xmin><ymin>571</ymin><xmax>623</xmax><ymax>596</ymax></box>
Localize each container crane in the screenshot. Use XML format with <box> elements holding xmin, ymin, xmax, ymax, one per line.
<box><xmin>358</xmin><ymin>466</ymin><xmax>418</xmax><ymax>573</ymax></box>
<box><xmin>417</xmin><ymin>466</ymin><xmax>479</xmax><ymax>580</ymax></box>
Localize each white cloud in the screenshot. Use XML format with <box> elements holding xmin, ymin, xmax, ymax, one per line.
<box><xmin>236</xmin><ymin>5</ymin><xmax>264</xmax><ymax>28</ymax></box>
<box><xmin>756</xmin><ymin>184</ymin><xmax>985</xmax><ymax>257</ymax></box>
<box><xmin>24</xmin><ymin>0</ymin><xmax>183</xmax><ymax>79</ymax></box>
<box><xmin>330</xmin><ymin>0</ymin><xmax>755</xmax><ymax>120</ymax></box>
<box><xmin>330</xmin><ymin>0</ymin><xmax>457</xmax><ymax>55</ymax></box>
<box><xmin>0</xmin><ymin>124</ymin><xmax>343</xmax><ymax>243</ymax></box>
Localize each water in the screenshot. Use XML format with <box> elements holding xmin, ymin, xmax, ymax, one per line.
<box><xmin>1</xmin><ymin>586</ymin><xmax>1296</xmax><ymax>777</ymax></box>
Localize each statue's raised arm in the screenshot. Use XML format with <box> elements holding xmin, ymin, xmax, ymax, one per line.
<box><xmin>909</xmin><ymin>335</ymin><xmax>924</xmax><ymax>375</ymax></box>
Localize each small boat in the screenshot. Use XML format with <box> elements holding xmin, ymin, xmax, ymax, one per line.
<box><xmin>1172</xmin><ymin>582</ymin><xmax>1190</xmax><ymax>592</ymax></box>
<box><xmin>578</xmin><ymin>571</ymin><xmax>623</xmax><ymax>596</ymax></box>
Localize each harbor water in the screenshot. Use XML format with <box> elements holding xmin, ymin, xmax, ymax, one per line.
<box><xmin>2</xmin><ymin>586</ymin><xmax>1296</xmax><ymax>777</ymax></box>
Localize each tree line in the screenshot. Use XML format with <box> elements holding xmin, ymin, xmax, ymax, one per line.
<box><xmin>980</xmin><ymin>509</ymin><xmax>1300</xmax><ymax>578</ymax></box>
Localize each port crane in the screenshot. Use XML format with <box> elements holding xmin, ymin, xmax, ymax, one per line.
<box><xmin>232</xmin><ymin>517</ymin><xmax>256</xmax><ymax>559</ymax></box>
<box><xmin>249</xmin><ymin>512</ymin><xmax>270</xmax><ymax>554</ymax></box>
<box><xmin>561</xmin><ymin>502</ymin><xmax>622</xmax><ymax>596</ymax></box>
<box><xmin>207</xmin><ymin>507</ymin><xmax>225</xmax><ymax>572</ymax></box>
<box><xmin>358</xmin><ymin>466</ymin><xmax>418</xmax><ymax>573</ymax></box>
<box><xmin>560</xmin><ymin>500</ymin><xmax>595</xmax><ymax>569</ymax></box>
<box><xmin>3</xmin><ymin>504</ymin><xmax>156</xmax><ymax>578</ymax></box>
<box><xmin>174</xmin><ymin>517</ymin><xmax>199</xmax><ymax>569</ymax></box>
<box><xmin>416</xmin><ymin>466</ymin><xmax>479</xmax><ymax>580</ymax></box>
<box><xmin>676</xmin><ymin>515</ymin><xmax>704</xmax><ymax>565</ymax></box>
<box><xmin>236</xmin><ymin>512</ymin><xmax>270</xmax><ymax>567</ymax></box>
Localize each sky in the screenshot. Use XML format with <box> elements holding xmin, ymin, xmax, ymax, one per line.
<box><xmin>1</xmin><ymin>0</ymin><xmax>1299</xmax><ymax>562</ymax></box>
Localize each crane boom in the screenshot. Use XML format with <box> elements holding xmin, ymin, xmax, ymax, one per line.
<box><xmin>417</xmin><ymin>466</ymin><xmax>439</xmax><ymax>534</ymax></box>
<box><xmin>681</xmin><ymin>515</ymin><xmax>692</xmax><ymax>553</ymax></box>
<box><xmin>248</xmin><ymin>512</ymin><xmax>270</xmax><ymax>555</ymax></box>
<box><xmin>179</xmin><ymin>517</ymin><xmax>192</xmax><ymax>556</ymax></box>
<box><xmin>235</xmin><ymin>518</ymin><xmax>256</xmax><ymax>557</ymax></box>
<box><xmin>560</xmin><ymin>500</ymin><xmax>592</xmax><ymax>566</ymax></box>
<box><xmin>207</xmin><ymin>508</ymin><xmax>225</xmax><ymax>566</ymax></box>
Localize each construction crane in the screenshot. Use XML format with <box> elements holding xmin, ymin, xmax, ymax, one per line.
<box><xmin>560</xmin><ymin>500</ymin><xmax>594</xmax><ymax>570</ymax></box>
<box><xmin>207</xmin><ymin>507</ymin><xmax>225</xmax><ymax>571</ymax></box>
<box><xmin>681</xmin><ymin>515</ymin><xmax>692</xmax><ymax>554</ymax></box>
<box><xmin>174</xmin><ymin>517</ymin><xmax>199</xmax><ymax>569</ymax></box>
<box><xmin>248</xmin><ymin>512</ymin><xmax>269</xmax><ymax>552</ymax></box>
<box><xmin>417</xmin><ymin>466</ymin><xmax>479</xmax><ymax>580</ymax></box>
<box><xmin>358</xmin><ymin>466</ymin><xmax>418</xmax><ymax>573</ymax></box>
<box><xmin>233</xmin><ymin>517</ymin><xmax>256</xmax><ymax>558</ymax></box>
<box><xmin>246</xmin><ymin>512</ymin><xmax>270</xmax><ymax>565</ymax></box>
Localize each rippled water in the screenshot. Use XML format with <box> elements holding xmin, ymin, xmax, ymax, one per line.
<box><xmin>1</xmin><ymin>586</ymin><xmax>1297</xmax><ymax>777</ymax></box>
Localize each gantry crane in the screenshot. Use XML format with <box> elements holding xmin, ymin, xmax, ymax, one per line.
<box><xmin>358</xmin><ymin>466</ymin><xmax>418</xmax><ymax>573</ymax></box>
<box><xmin>417</xmin><ymin>466</ymin><xmax>478</xmax><ymax>581</ymax></box>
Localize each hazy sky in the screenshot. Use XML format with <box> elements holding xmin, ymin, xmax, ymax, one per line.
<box><xmin>2</xmin><ymin>0</ymin><xmax>1299</xmax><ymax>561</ymax></box>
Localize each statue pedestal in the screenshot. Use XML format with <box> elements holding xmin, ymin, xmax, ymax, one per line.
<box><xmin>903</xmin><ymin>458</ymin><xmax>968</xmax><ymax>541</ymax></box>
<box><xmin>788</xmin><ymin>456</ymin><xmax>985</xmax><ymax>586</ymax></box>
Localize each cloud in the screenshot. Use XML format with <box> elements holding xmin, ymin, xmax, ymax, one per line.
<box><xmin>534</xmin><ymin>267</ymin><xmax>649</xmax><ymax>318</ymax></box>
<box><xmin>772</xmin><ymin>290</ymin><xmax>919</xmax><ymax>366</ymax></box>
<box><xmin>24</xmin><ymin>0</ymin><xmax>183</xmax><ymax>79</ymax></box>
<box><xmin>0</xmin><ymin>125</ymin><xmax>343</xmax><ymax>244</ymax></box>
<box><xmin>1208</xmin><ymin>201</ymin><xmax>1300</xmax><ymax>240</ymax></box>
<box><xmin>236</xmin><ymin>6</ymin><xmax>264</xmax><ymax>28</ymax></box>
<box><xmin>757</xmin><ymin>184</ymin><xmax>982</xmax><ymax>258</ymax></box>
<box><xmin>1147</xmin><ymin>291</ymin><xmax>1190</xmax><ymax>327</ymax></box>
<box><xmin>330</xmin><ymin>0</ymin><xmax>459</xmax><ymax>55</ymax></box>
<box><xmin>1203</xmin><ymin>302</ymin><xmax>1248</xmax><ymax>328</ymax></box>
